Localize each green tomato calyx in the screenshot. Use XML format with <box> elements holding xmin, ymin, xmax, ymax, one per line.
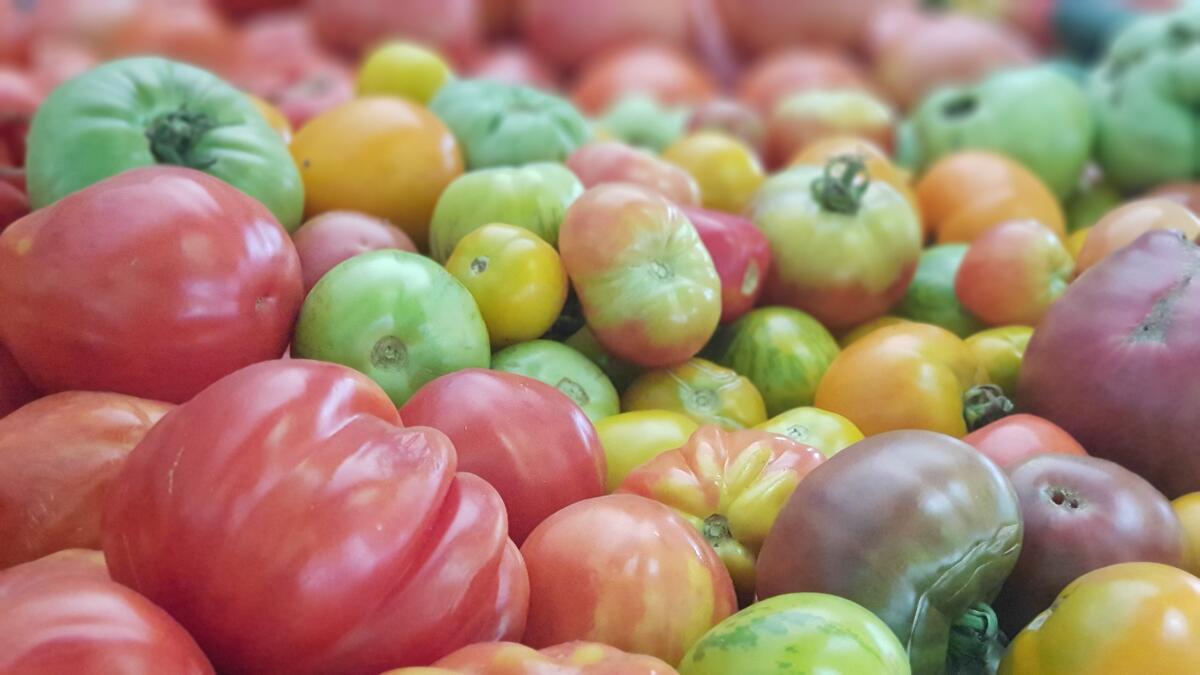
<box><xmin>810</xmin><ymin>154</ymin><xmax>870</xmax><ymax>216</ymax></box>
<box><xmin>370</xmin><ymin>336</ymin><xmax>409</xmax><ymax>371</ymax></box>
<box><xmin>947</xmin><ymin>603</ymin><xmax>1007</xmax><ymax>674</ymax></box>
<box><xmin>702</xmin><ymin>513</ymin><xmax>734</xmax><ymax>547</ymax></box>
<box><xmin>145</xmin><ymin>108</ymin><xmax>220</xmax><ymax>170</ymax></box>
<box><xmin>962</xmin><ymin>384</ymin><xmax>1014</xmax><ymax>432</ymax></box>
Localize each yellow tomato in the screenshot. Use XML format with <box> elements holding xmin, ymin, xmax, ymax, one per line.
<box><xmin>1001</xmin><ymin>563</ymin><xmax>1200</xmax><ymax>675</ymax></box>
<box><xmin>356</xmin><ymin>41</ymin><xmax>454</xmax><ymax>104</ymax></box>
<box><xmin>1173</xmin><ymin>493</ymin><xmax>1200</xmax><ymax>577</ymax></box>
<box><xmin>964</xmin><ymin>325</ymin><xmax>1033</xmax><ymax>397</ymax></box>
<box><xmin>445</xmin><ymin>224</ymin><xmax>567</xmax><ymax>348</ymax></box>
<box><xmin>662</xmin><ymin>131</ymin><xmax>765</xmax><ymax>214</ymax></box>
<box><xmin>595</xmin><ymin>410</ymin><xmax>699</xmax><ymax>492</ymax></box>
<box><xmin>622</xmin><ymin>358</ymin><xmax>767</xmax><ymax>430</ymax></box>
<box><xmin>290</xmin><ymin>97</ymin><xmax>463</xmax><ymax>249</ymax></box>
<box><xmin>754</xmin><ymin>406</ymin><xmax>864</xmax><ymax>458</ymax></box>
<box><xmin>1066</xmin><ymin>226</ymin><xmax>1090</xmax><ymax>260</ymax></box>
<box><xmin>815</xmin><ymin>322</ymin><xmax>988</xmax><ymax>437</ymax></box>
<box><xmin>247</xmin><ymin>94</ymin><xmax>293</xmax><ymax>143</ymax></box>
<box><xmin>837</xmin><ymin>315</ymin><xmax>911</xmax><ymax>348</ymax></box>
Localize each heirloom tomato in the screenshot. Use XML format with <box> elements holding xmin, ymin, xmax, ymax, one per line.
<box><xmin>754</xmin><ymin>407</ymin><xmax>864</xmax><ymax>459</ymax></box>
<box><xmin>1074</xmin><ymin>198</ymin><xmax>1200</xmax><ymax>276</ymax></box>
<box><xmin>468</xmin><ymin>45</ymin><xmax>557</xmax><ymax>90</ymax></box>
<box><xmin>0</xmin><ymin>69</ymin><xmax>39</xmax><ymax>170</ymax></box>
<box><xmin>618</xmin><ymin>426</ymin><xmax>824</xmax><ymax>601</ymax></box>
<box><xmin>595</xmin><ymin>411</ymin><xmax>699</xmax><ymax>491</ymax></box>
<box><xmin>955</xmin><ymin>219</ymin><xmax>1074</xmax><ymax>326</ymax></box>
<box><xmin>765</xmin><ymin>89</ymin><xmax>896</xmax><ymax>169</ymax></box>
<box><xmin>104</xmin><ymin>360</ymin><xmax>528</xmax><ymax>674</ymax></box>
<box><xmin>1150</xmin><ymin>180</ymin><xmax>1200</xmax><ymax>215</ymax></box>
<box><xmin>565</xmin><ymin>326</ymin><xmax>643</xmax><ymax>392</ymax></box>
<box><xmin>687</xmin><ymin>99</ymin><xmax>766</xmax><ymax>155</ymax></box>
<box><xmin>736</xmin><ymin>49</ymin><xmax>870</xmax><ymax>115</ymax></box>
<box><xmin>291</xmin><ymin>97</ymin><xmax>463</xmax><ymax>249</ymax></box>
<box><xmin>247</xmin><ymin>95</ymin><xmax>293</xmax><ymax>143</ymax></box>
<box><xmin>491</xmin><ymin>340</ymin><xmax>620</xmax><ymax>422</ymax></box>
<box><xmin>1000</xmin><ymin>563</ymin><xmax>1200</xmax><ymax>675</ymax></box>
<box><xmin>893</xmin><ymin>243</ymin><xmax>984</xmax><ymax>338</ymax></box>
<box><xmin>1174</xmin><ymin>493</ymin><xmax>1200</xmax><ymax>576</ymax></box>
<box><xmin>519</xmin><ymin>0</ymin><xmax>689</xmax><ymax>69</ymax></box>
<box><xmin>838</xmin><ymin>315</ymin><xmax>911</xmax><ymax>347</ymax></box>
<box><xmin>663</xmin><ymin>133</ymin><xmax>766</xmax><ymax>215</ymax></box>
<box><xmin>0</xmin><ymin>166</ymin><xmax>303</xmax><ymax>403</ymax></box>
<box><xmin>521</xmin><ymin>494</ymin><xmax>736</xmax><ymax>664</ymax></box>
<box><xmin>0</xmin><ymin>392</ymin><xmax>172</xmax><ymax>569</ymax></box>
<box><xmin>292</xmin><ymin>211</ymin><xmax>418</xmax><ymax>293</ymax></box>
<box><xmin>680</xmin><ymin>207</ymin><xmax>771</xmax><ymax>324</ymax></box>
<box><xmin>963</xmin><ymin>414</ymin><xmax>1086</xmax><ymax>470</ymax></box>
<box><xmin>400</xmin><ymin>369</ymin><xmax>605</xmax><ymax>544</ymax></box>
<box><xmin>559</xmin><ymin>184</ymin><xmax>721</xmax><ymax>367</ymax></box>
<box><xmin>791</xmin><ymin>137</ymin><xmax>919</xmax><ymax>215</ymax></box>
<box><xmin>964</xmin><ymin>325</ymin><xmax>1032</xmax><ymax>396</ymax></box>
<box><xmin>0</xmin><ymin>550</ymin><xmax>214</xmax><ymax>675</ymax></box>
<box><xmin>418</xmin><ymin>641</ymin><xmax>678</xmax><ymax>675</ymax></box>
<box><xmin>622</xmin><ymin>359</ymin><xmax>767</xmax><ymax>430</ymax></box>
<box><xmin>356</xmin><ymin>41</ymin><xmax>454</xmax><ymax>105</ymax></box>
<box><xmin>594</xmin><ymin>94</ymin><xmax>690</xmax><ymax>154</ymax></box>
<box><xmin>0</xmin><ymin>344</ymin><xmax>36</xmax><ymax>419</ymax></box>
<box><xmin>571</xmin><ymin>44</ymin><xmax>716</xmax><ymax>115</ymax></box>
<box><xmin>308</xmin><ymin>0</ymin><xmax>481</xmax><ymax>64</ymax></box>
<box><xmin>566</xmin><ymin>142</ymin><xmax>700</xmax><ymax>207</ymax></box>
<box><xmin>0</xmin><ymin>179</ymin><xmax>28</xmax><ymax>232</ymax></box>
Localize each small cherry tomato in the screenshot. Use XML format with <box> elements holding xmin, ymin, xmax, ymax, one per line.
<box><xmin>754</xmin><ymin>406</ymin><xmax>864</xmax><ymax>458</ymax></box>
<box><xmin>622</xmin><ymin>358</ymin><xmax>767</xmax><ymax>430</ymax></box>
<box><xmin>662</xmin><ymin>132</ymin><xmax>765</xmax><ymax>214</ymax></box>
<box><xmin>595</xmin><ymin>410</ymin><xmax>699</xmax><ymax>491</ymax></box>
<box><xmin>356</xmin><ymin>40</ymin><xmax>454</xmax><ymax>104</ymax></box>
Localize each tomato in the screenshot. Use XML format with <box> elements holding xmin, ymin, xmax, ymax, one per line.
<box><xmin>765</xmin><ymin>89</ymin><xmax>896</xmax><ymax>169</ymax></box>
<box><xmin>678</xmin><ymin>593</ymin><xmax>910</xmax><ymax>675</ymax></box>
<box><xmin>400</xmin><ymin>369</ymin><xmax>605</xmax><ymax>544</ymax></box>
<box><xmin>467</xmin><ymin>45</ymin><xmax>558</xmax><ymax>90</ymax></box>
<box><xmin>815</xmin><ymin>322</ymin><xmax>989</xmax><ymax>436</ymax></box>
<box><xmin>681</xmin><ymin>208</ymin><xmax>771</xmax><ymax>324</ymax></box>
<box><xmin>292</xmin><ymin>98</ymin><xmax>462</xmax><ymax>249</ymax></box>
<box><xmin>0</xmin><ymin>166</ymin><xmax>302</xmax><ymax>404</ymax></box>
<box><xmin>520</xmin><ymin>494</ymin><xmax>736</xmax><ymax>664</ymax></box>
<box><xmin>664</xmin><ymin>133</ymin><xmax>766</xmax><ymax>215</ymax></box>
<box><xmin>566</xmin><ymin>142</ymin><xmax>701</xmax><ymax>207</ymax></box>
<box><xmin>736</xmin><ymin>50</ymin><xmax>871</xmax><ymax>115</ymax></box>
<box><xmin>1000</xmin><ymin>563</ymin><xmax>1200</xmax><ymax>675</ymax></box>
<box><xmin>0</xmin><ymin>550</ymin><xmax>215</xmax><ymax>674</ymax></box>
<box><xmin>357</xmin><ymin>41</ymin><xmax>455</xmax><ymax>105</ymax></box>
<box><xmin>0</xmin><ymin>344</ymin><xmax>37</xmax><ymax>419</ymax></box>
<box><xmin>838</xmin><ymin>315</ymin><xmax>911</xmax><ymax>347</ymax></box>
<box><xmin>445</xmin><ymin>224</ymin><xmax>568</xmax><ymax>348</ymax></box>
<box><xmin>1173</xmin><ymin>493</ymin><xmax>1200</xmax><ymax>577</ymax></box>
<box><xmin>293</xmin><ymin>250</ymin><xmax>490</xmax><ymax>406</ymax></box>
<box><xmin>519</xmin><ymin>0</ymin><xmax>690</xmax><ymax>69</ymax></box>
<box><xmin>750</xmin><ymin>156</ymin><xmax>922</xmax><ymax>330</ymax></box>
<box><xmin>719</xmin><ymin>0</ymin><xmax>916</xmax><ymax>56</ymax></box>
<box><xmin>754</xmin><ymin>406</ymin><xmax>864</xmax><ymax>458</ymax></box>
<box><xmin>1075</xmin><ymin>198</ymin><xmax>1200</xmax><ymax>276</ymax></box>
<box><xmin>560</xmin><ymin>184</ymin><xmax>721</xmax><ymax>367</ymax></box>
<box><xmin>893</xmin><ymin>244</ymin><xmax>985</xmax><ymax>338</ymax></box>
<box><xmin>26</xmin><ymin>57</ymin><xmax>303</xmax><ymax>231</ymax></box>
<box><xmin>956</xmin><ymin>220</ymin><xmax>1074</xmax><ymax>326</ymax></box>
<box><xmin>792</xmin><ymin>136</ymin><xmax>919</xmax><ymax>218</ymax></box>
<box><xmin>491</xmin><ymin>340</ymin><xmax>620</xmax><ymax>423</ymax></box>
<box><xmin>595</xmin><ymin>410</ymin><xmax>699</xmax><ymax>491</ymax></box>
<box><xmin>1149</xmin><ymin>180</ymin><xmax>1200</xmax><ymax>215</ymax></box>
<box><xmin>0</xmin><ymin>69</ymin><xmax>40</xmax><ymax>170</ymax></box>
<box><xmin>917</xmin><ymin>151</ymin><xmax>1065</xmax><ymax>244</ymax></box>
<box><xmin>247</xmin><ymin>94</ymin><xmax>294</xmax><ymax>144</ymax></box>
<box><xmin>571</xmin><ymin>44</ymin><xmax>716</xmax><ymax>115</ymax></box>
<box><xmin>618</xmin><ymin>426</ymin><xmax>823</xmax><ymax>601</ymax></box>
<box><xmin>707</xmin><ymin>307</ymin><xmax>840</xmax><ymax>416</ymax></box>
<box><xmin>964</xmin><ymin>325</ymin><xmax>1032</xmax><ymax>396</ymax></box>
<box><xmin>965</xmin><ymin>415</ymin><xmax>1088</xmax><ymax>471</ymax></box>
<box><xmin>104</xmin><ymin>360</ymin><xmax>528</xmax><ymax>674</ymax></box>
<box><xmin>0</xmin><ymin>180</ymin><xmax>28</xmax><ymax>234</ymax></box>
<box><xmin>416</xmin><ymin>641</ymin><xmax>678</xmax><ymax>674</ymax></box>
<box><xmin>687</xmin><ymin>99</ymin><xmax>766</xmax><ymax>156</ymax></box>
<box><xmin>622</xmin><ymin>359</ymin><xmax>767</xmax><ymax>430</ymax></box>
<box><xmin>308</xmin><ymin>0</ymin><xmax>482</xmax><ymax>65</ymax></box>
<box><xmin>1067</xmin><ymin>226</ymin><xmax>1091</xmax><ymax>259</ymax></box>
<box><xmin>292</xmin><ymin>211</ymin><xmax>419</xmax><ymax>293</ymax></box>
<box><xmin>0</xmin><ymin>392</ymin><xmax>172</xmax><ymax>569</ymax></box>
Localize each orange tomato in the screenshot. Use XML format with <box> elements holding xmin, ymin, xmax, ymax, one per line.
<box><xmin>1075</xmin><ymin>198</ymin><xmax>1200</xmax><ymax>276</ymax></box>
<box><xmin>917</xmin><ymin>151</ymin><xmax>1065</xmax><ymax>244</ymax></box>
<box><xmin>792</xmin><ymin>136</ymin><xmax>918</xmax><ymax>218</ymax></box>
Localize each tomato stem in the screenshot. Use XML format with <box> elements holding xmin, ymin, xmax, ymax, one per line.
<box><xmin>145</xmin><ymin>109</ymin><xmax>220</xmax><ymax>171</ymax></box>
<box><xmin>810</xmin><ymin>154</ymin><xmax>870</xmax><ymax>215</ymax></box>
<box><xmin>702</xmin><ymin>513</ymin><xmax>733</xmax><ymax>545</ymax></box>
<box><xmin>947</xmin><ymin>603</ymin><xmax>1007</xmax><ymax>675</ymax></box>
<box><xmin>962</xmin><ymin>384</ymin><xmax>1014</xmax><ymax>432</ymax></box>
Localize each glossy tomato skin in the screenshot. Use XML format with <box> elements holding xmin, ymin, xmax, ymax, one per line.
<box><xmin>1174</xmin><ymin>493</ymin><xmax>1200</xmax><ymax>576</ymax></box>
<box><xmin>754</xmin><ymin>406</ymin><xmax>864</xmax><ymax>459</ymax></box>
<box><xmin>0</xmin><ymin>69</ymin><xmax>40</xmax><ymax>169</ymax></box>
<box><xmin>0</xmin><ymin>343</ymin><xmax>37</xmax><ymax>419</ymax></box>
<box><xmin>292</xmin><ymin>211</ymin><xmax>418</xmax><ymax>293</ymax></box>
<box><xmin>964</xmin><ymin>325</ymin><xmax>1032</xmax><ymax>396</ymax></box>
<box><xmin>622</xmin><ymin>359</ymin><xmax>767</xmax><ymax>430</ymax></box>
<box><xmin>571</xmin><ymin>44</ymin><xmax>716</xmax><ymax>115</ymax></box>
<box><xmin>1000</xmin><ymin>563</ymin><xmax>1200</xmax><ymax>675</ymax></box>
<box><xmin>963</xmin><ymin>414</ymin><xmax>1086</xmax><ymax>470</ymax></box>
<box><xmin>0</xmin><ymin>550</ymin><xmax>215</xmax><ymax>675</ymax></box>
<box><xmin>427</xmin><ymin>641</ymin><xmax>679</xmax><ymax>674</ymax></box>
<box><xmin>595</xmin><ymin>410</ymin><xmax>699</xmax><ymax>491</ymax></box>
<box><xmin>103</xmin><ymin>360</ymin><xmax>528</xmax><ymax>674</ymax></box>
<box><xmin>490</xmin><ymin>340</ymin><xmax>619</xmax><ymax>423</ymax></box>
<box><xmin>765</xmin><ymin>89</ymin><xmax>895</xmax><ymax>169</ymax></box>
<box><xmin>994</xmin><ymin>454</ymin><xmax>1183</xmax><ymax>635</ymax></box>
<box><xmin>955</xmin><ymin>219</ymin><xmax>1074</xmax><ymax>326</ymax></box>
<box><xmin>681</xmin><ymin>207</ymin><xmax>771</xmax><ymax>323</ymax></box>
<box><xmin>1074</xmin><ymin>198</ymin><xmax>1200</xmax><ymax>276</ymax></box>
<box><xmin>0</xmin><ymin>179</ymin><xmax>28</xmax><ymax>233</ymax></box>
<box><xmin>0</xmin><ymin>166</ymin><xmax>303</xmax><ymax>404</ymax></box>
<box><xmin>521</xmin><ymin>494</ymin><xmax>736</xmax><ymax>664</ymax></box>
<box><xmin>566</xmin><ymin>142</ymin><xmax>701</xmax><ymax>207</ymax></box>
<box><xmin>400</xmin><ymin>369</ymin><xmax>605</xmax><ymax>544</ymax></box>
<box><xmin>0</xmin><ymin>392</ymin><xmax>172</xmax><ymax>569</ymax></box>
<box><xmin>666</xmin><ymin>134</ymin><xmax>766</xmax><ymax>215</ymax></box>
<box><xmin>792</xmin><ymin>137</ymin><xmax>918</xmax><ymax>216</ymax></box>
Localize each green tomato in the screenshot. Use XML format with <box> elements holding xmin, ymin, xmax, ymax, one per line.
<box><xmin>563</xmin><ymin>326</ymin><xmax>643</xmax><ymax>392</ymax></box>
<box><xmin>1065</xmin><ymin>175</ymin><xmax>1123</xmax><ymax>233</ymax></box>
<box><xmin>598</xmin><ymin>93</ymin><xmax>690</xmax><ymax>153</ymax></box>
<box><xmin>706</xmin><ymin>307</ymin><xmax>840</xmax><ymax>417</ymax></box>
<box><xmin>893</xmin><ymin>244</ymin><xmax>984</xmax><ymax>338</ymax></box>
<box><xmin>429</xmin><ymin>79</ymin><xmax>589</xmax><ymax>170</ymax></box>
<box><xmin>26</xmin><ymin>56</ymin><xmax>303</xmax><ymax>230</ymax></box>
<box><xmin>911</xmin><ymin>66</ymin><xmax>1092</xmax><ymax>199</ymax></box>
<box><xmin>679</xmin><ymin>593</ymin><xmax>911</xmax><ymax>675</ymax></box>
<box><xmin>292</xmin><ymin>250</ymin><xmax>490</xmax><ymax>406</ymax></box>
<box><xmin>491</xmin><ymin>340</ymin><xmax>619</xmax><ymax>422</ymax></box>
<box><xmin>429</xmin><ymin>163</ymin><xmax>583</xmax><ymax>262</ymax></box>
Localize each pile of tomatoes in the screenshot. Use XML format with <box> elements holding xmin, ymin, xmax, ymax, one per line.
<box><xmin>3</xmin><ymin>1</ymin><xmax>1200</xmax><ymax>674</ymax></box>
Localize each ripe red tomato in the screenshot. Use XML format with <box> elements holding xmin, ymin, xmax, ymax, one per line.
<box><xmin>0</xmin><ymin>166</ymin><xmax>303</xmax><ymax>404</ymax></box>
<box><xmin>0</xmin><ymin>549</ymin><xmax>215</xmax><ymax>674</ymax></box>
<box><xmin>682</xmin><ymin>207</ymin><xmax>772</xmax><ymax>323</ymax></box>
<box><xmin>104</xmin><ymin>360</ymin><xmax>528</xmax><ymax>674</ymax></box>
<box><xmin>567</xmin><ymin>142</ymin><xmax>701</xmax><ymax>207</ymax></box>
<box><xmin>308</xmin><ymin>0</ymin><xmax>483</xmax><ymax>65</ymax></box>
<box><xmin>292</xmin><ymin>211</ymin><xmax>418</xmax><ymax>293</ymax></box>
<box><xmin>571</xmin><ymin>44</ymin><xmax>717</xmax><ymax>115</ymax></box>
<box><xmin>0</xmin><ymin>68</ymin><xmax>41</xmax><ymax>170</ymax></box>
<box><xmin>0</xmin><ymin>392</ymin><xmax>172</xmax><ymax>569</ymax></box>
<box><xmin>519</xmin><ymin>0</ymin><xmax>689</xmax><ymax>69</ymax></box>
<box><xmin>0</xmin><ymin>180</ymin><xmax>28</xmax><ymax>233</ymax></box>
<box><xmin>468</xmin><ymin>45</ymin><xmax>559</xmax><ymax>90</ymax></box>
<box><xmin>0</xmin><ymin>343</ymin><xmax>37</xmax><ymax>419</ymax></box>
<box><xmin>400</xmin><ymin>369</ymin><xmax>605</xmax><ymax>544</ymax></box>
<box><xmin>963</xmin><ymin>413</ymin><xmax>1088</xmax><ymax>470</ymax></box>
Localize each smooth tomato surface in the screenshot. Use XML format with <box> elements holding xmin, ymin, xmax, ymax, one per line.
<box><xmin>424</xmin><ymin>641</ymin><xmax>679</xmax><ymax>674</ymax></box>
<box><xmin>622</xmin><ymin>358</ymin><xmax>767</xmax><ymax>430</ymax></box>
<box><xmin>754</xmin><ymin>406</ymin><xmax>864</xmax><ymax>458</ymax></box>
<box><xmin>963</xmin><ymin>414</ymin><xmax>1087</xmax><ymax>470</ymax></box>
<box><xmin>0</xmin><ymin>343</ymin><xmax>37</xmax><ymax>419</ymax></box>
<box><xmin>666</xmin><ymin>135</ymin><xmax>766</xmax><ymax>216</ymax></box>
<box><xmin>571</xmin><ymin>44</ymin><xmax>716</xmax><ymax>115</ymax></box>
<box><xmin>292</xmin><ymin>211</ymin><xmax>418</xmax><ymax>292</ymax></box>
<box><xmin>681</xmin><ymin>207</ymin><xmax>771</xmax><ymax>324</ymax></box>
<box><xmin>955</xmin><ymin>219</ymin><xmax>1074</xmax><ymax>326</ymax></box>
<box><xmin>1074</xmin><ymin>198</ymin><xmax>1200</xmax><ymax>276</ymax></box>
<box><xmin>595</xmin><ymin>410</ymin><xmax>700</xmax><ymax>491</ymax></box>
<box><xmin>963</xmin><ymin>325</ymin><xmax>1032</xmax><ymax>396</ymax></box>
<box><xmin>566</xmin><ymin>142</ymin><xmax>701</xmax><ymax>207</ymax></box>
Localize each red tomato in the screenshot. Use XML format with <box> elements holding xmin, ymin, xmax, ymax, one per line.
<box><xmin>292</xmin><ymin>211</ymin><xmax>418</xmax><ymax>293</ymax></box>
<box><xmin>717</xmin><ymin>0</ymin><xmax>917</xmax><ymax>55</ymax></box>
<box><xmin>212</xmin><ymin>0</ymin><xmax>303</xmax><ymax>18</ymax></box>
<box><xmin>571</xmin><ymin>44</ymin><xmax>717</xmax><ymax>115</ymax></box>
<box><xmin>400</xmin><ymin>369</ymin><xmax>605</xmax><ymax>544</ymax></box>
<box><xmin>0</xmin><ymin>180</ymin><xmax>28</xmax><ymax>233</ymax></box>
<box><xmin>687</xmin><ymin>99</ymin><xmax>766</xmax><ymax>155</ymax></box>
<box><xmin>519</xmin><ymin>0</ymin><xmax>690</xmax><ymax>69</ymax></box>
<box><xmin>737</xmin><ymin>49</ymin><xmax>870</xmax><ymax>115</ymax></box>
<box><xmin>0</xmin><ymin>0</ymin><xmax>34</xmax><ymax>64</ymax></box>
<box><xmin>567</xmin><ymin>142</ymin><xmax>701</xmax><ymax>207</ymax></box>
<box><xmin>0</xmin><ymin>392</ymin><xmax>172</xmax><ymax>569</ymax></box>
<box><xmin>104</xmin><ymin>360</ymin><xmax>528</xmax><ymax>674</ymax></box>
<box><xmin>682</xmin><ymin>207</ymin><xmax>772</xmax><ymax>323</ymax></box>
<box><xmin>955</xmin><ymin>219</ymin><xmax>1074</xmax><ymax>326</ymax></box>
<box><xmin>0</xmin><ymin>343</ymin><xmax>37</xmax><ymax>419</ymax></box>
<box><xmin>426</xmin><ymin>641</ymin><xmax>679</xmax><ymax>674</ymax></box>
<box><xmin>0</xmin><ymin>549</ymin><xmax>215</xmax><ymax>675</ymax></box>
<box><xmin>520</xmin><ymin>494</ymin><xmax>737</xmax><ymax>664</ymax></box>
<box><xmin>308</xmin><ymin>0</ymin><xmax>483</xmax><ymax>65</ymax></box>
<box><xmin>963</xmin><ymin>413</ymin><xmax>1088</xmax><ymax>470</ymax></box>
<box><xmin>0</xmin><ymin>68</ymin><xmax>41</xmax><ymax>169</ymax></box>
<box><xmin>467</xmin><ymin>44</ymin><xmax>559</xmax><ymax>90</ymax></box>
<box><xmin>0</xmin><ymin>167</ymin><xmax>303</xmax><ymax>404</ymax></box>
<box><xmin>24</xmin><ymin>38</ymin><xmax>99</xmax><ymax>93</ymax></box>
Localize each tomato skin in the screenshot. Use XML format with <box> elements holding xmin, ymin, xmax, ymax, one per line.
<box><xmin>292</xmin><ymin>211</ymin><xmax>418</xmax><ymax>293</ymax></box>
<box><xmin>964</xmin><ymin>325</ymin><xmax>1032</xmax><ymax>396</ymax></box>
<box><xmin>520</xmin><ymin>494</ymin><xmax>737</xmax><ymax>665</ymax></box>
<box><xmin>468</xmin><ymin>45</ymin><xmax>559</xmax><ymax>90</ymax></box>
<box><xmin>308</xmin><ymin>0</ymin><xmax>482</xmax><ymax>65</ymax></box>
<box><xmin>681</xmin><ymin>208</ymin><xmax>771</xmax><ymax>323</ymax></box>
<box><xmin>571</xmin><ymin>44</ymin><xmax>716</xmax><ymax>115</ymax></box>
<box><xmin>0</xmin><ymin>392</ymin><xmax>172</xmax><ymax>569</ymax></box>
<box><xmin>0</xmin><ymin>343</ymin><xmax>37</xmax><ymax>419</ymax></box>
<box><xmin>622</xmin><ymin>359</ymin><xmax>767</xmax><ymax>430</ymax></box>
<box><xmin>664</xmin><ymin>134</ymin><xmax>766</xmax><ymax>217</ymax></box>
<box><xmin>963</xmin><ymin>414</ymin><xmax>1086</xmax><ymax>470</ymax></box>
<box><xmin>491</xmin><ymin>340</ymin><xmax>620</xmax><ymax>423</ymax></box>
<box><xmin>0</xmin><ymin>166</ymin><xmax>303</xmax><ymax>404</ymax></box>
<box><xmin>0</xmin><ymin>68</ymin><xmax>40</xmax><ymax>170</ymax></box>
<box><xmin>519</xmin><ymin>0</ymin><xmax>689</xmax><ymax>69</ymax></box>
<box><xmin>400</xmin><ymin>369</ymin><xmax>606</xmax><ymax>544</ymax></box>
<box><xmin>1173</xmin><ymin>493</ymin><xmax>1200</xmax><ymax>577</ymax></box>
<box><xmin>955</xmin><ymin>219</ymin><xmax>1074</xmax><ymax>326</ymax></box>
<box><xmin>1000</xmin><ymin>563</ymin><xmax>1200</xmax><ymax>675</ymax></box>
<box><xmin>595</xmin><ymin>410</ymin><xmax>699</xmax><ymax>491</ymax></box>
<box><xmin>247</xmin><ymin>94</ymin><xmax>293</xmax><ymax>143</ymax></box>
<box><xmin>0</xmin><ymin>179</ymin><xmax>28</xmax><ymax>233</ymax></box>
<box><xmin>754</xmin><ymin>406</ymin><xmax>864</xmax><ymax>458</ymax></box>
<box><xmin>0</xmin><ymin>549</ymin><xmax>215</xmax><ymax>675</ymax></box>
<box><xmin>737</xmin><ymin>50</ymin><xmax>870</xmax><ymax>115</ymax></box>
<box><xmin>687</xmin><ymin>99</ymin><xmax>766</xmax><ymax>156</ymax></box>
<box><xmin>566</xmin><ymin>142</ymin><xmax>701</xmax><ymax>207</ymax></box>
<box><xmin>420</xmin><ymin>641</ymin><xmax>679</xmax><ymax>674</ymax></box>
<box><xmin>765</xmin><ymin>89</ymin><xmax>896</xmax><ymax>169</ymax></box>
<box><xmin>1075</xmin><ymin>198</ymin><xmax>1200</xmax><ymax>276</ymax></box>
<box><xmin>103</xmin><ymin>360</ymin><xmax>528</xmax><ymax>674</ymax></box>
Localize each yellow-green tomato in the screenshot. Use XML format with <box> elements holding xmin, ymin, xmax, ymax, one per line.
<box><xmin>622</xmin><ymin>358</ymin><xmax>767</xmax><ymax>430</ymax></box>
<box><xmin>755</xmin><ymin>406</ymin><xmax>864</xmax><ymax>458</ymax></box>
<box><xmin>445</xmin><ymin>223</ymin><xmax>568</xmax><ymax>348</ymax></box>
<box><xmin>679</xmin><ymin>593</ymin><xmax>911</xmax><ymax>675</ymax></box>
<box><xmin>965</xmin><ymin>325</ymin><xmax>1033</xmax><ymax>397</ymax></box>
<box><xmin>595</xmin><ymin>410</ymin><xmax>699</xmax><ymax>492</ymax></box>
<box><xmin>356</xmin><ymin>41</ymin><xmax>454</xmax><ymax>104</ymax></box>
<box><xmin>662</xmin><ymin>131</ymin><xmax>766</xmax><ymax>214</ymax></box>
